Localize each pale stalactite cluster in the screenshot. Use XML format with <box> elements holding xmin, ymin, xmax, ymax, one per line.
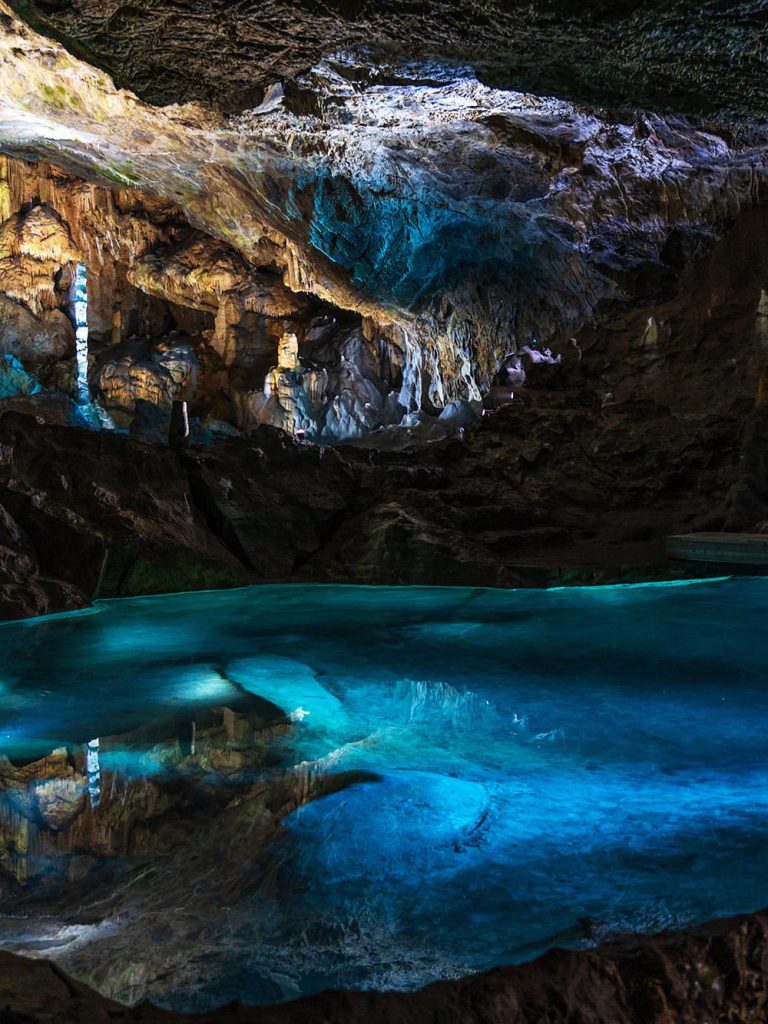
<box><xmin>1</xmin><ymin>0</ymin><xmax>768</xmax><ymax>428</ymax></box>
<box><xmin>0</xmin><ymin>155</ymin><xmax>473</xmax><ymax>443</ymax></box>
<box><xmin>1</xmin><ymin>1</ymin><xmax>768</xmax><ymax>440</ymax></box>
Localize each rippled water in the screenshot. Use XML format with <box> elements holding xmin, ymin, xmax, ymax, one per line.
<box><xmin>1</xmin><ymin>577</ymin><xmax>768</xmax><ymax>1007</ymax></box>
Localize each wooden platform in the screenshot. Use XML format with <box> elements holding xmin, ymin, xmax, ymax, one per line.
<box><xmin>666</xmin><ymin>533</ymin><xmax>768</xmax><ymax>565</ymax></box>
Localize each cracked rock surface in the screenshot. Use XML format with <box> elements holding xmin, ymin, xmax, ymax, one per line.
<box><xmin>8</xmin><ymin>0</ymin><xmax>768</xmax><ymax>121</ymax></box>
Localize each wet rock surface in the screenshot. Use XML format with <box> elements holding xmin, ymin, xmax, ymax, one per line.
<box><xmin>2</xmin><ymin>908</ymin><xmax>768</xmax><ymax>1023</ymax></box>
<box><xmin>0</xmin><ymin>688</ymin><xmax>376</xmax><ymax>1010</ymax></box>
<box><xmin>0</xmin><ymin>594</ymin><xmax>766</xmax><ymax>1018</ymax></box>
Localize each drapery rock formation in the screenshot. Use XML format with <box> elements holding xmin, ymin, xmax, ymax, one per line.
<box><xmin>1</xmin><ymin>0</ymin><xmax>767</xmax><ymax>444</ymax></box>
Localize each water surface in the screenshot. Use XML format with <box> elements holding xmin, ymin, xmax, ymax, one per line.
<box><xmin>1</xmin><ymin>577</ymin><xmax>767</xmax><ymax>1007</ymax></box>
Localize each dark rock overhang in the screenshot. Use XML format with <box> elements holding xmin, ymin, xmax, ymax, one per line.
<box><xmin>7</xmin><ymin>0</ymin><xmax>768</xmax><ymax>122</ymax></box>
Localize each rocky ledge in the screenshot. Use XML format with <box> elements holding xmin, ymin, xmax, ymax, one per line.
<box><xmin>3</xmin><ymin>907</ymin><xmax>768</xmax><ymax>1023</ymax></box>
<box><xmin>9</xmin><ymin>0</ymin><xmax>768</xmax><ymax>121</ymax></box>
<box><xmin>3</xmin><ymin>204</ymin><xmax>768</xmax><ymax>619</ymax></box>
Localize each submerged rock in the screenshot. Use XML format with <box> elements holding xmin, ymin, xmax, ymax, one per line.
<box><xmin>2</xmin><ymin>907</ymin><xmax>768</xmax><ymax>1023</ymax></box>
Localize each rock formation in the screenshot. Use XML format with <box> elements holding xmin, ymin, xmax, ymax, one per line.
<box><xmin>2</xmin><ymin>203</ymin><xmax>768</xmax><ymax>619</ymax></box>
<box><xmin>2</xmin><ymin>1</ymin><xmax>768</xmax><ymax>1020</ymax></box>
<box><xmin>7</xmin><ymin>0</ymin><xmax>768</xmax><ymax>119</ymax></box>
<box><xmin>1</xmin><ymin>1</ymin><xmax>767</xmax><ymax>445</ymax></box>
<box><xmin>2</xmin><ymin>908</ymin><xmax>768</xmax><ymax>1023</ymax></box>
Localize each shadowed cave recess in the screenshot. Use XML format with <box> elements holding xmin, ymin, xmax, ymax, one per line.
<box><xmin>3</xmin><ymin>2</ymin><xmax>768</xmax><ymax>1024</ymax></box>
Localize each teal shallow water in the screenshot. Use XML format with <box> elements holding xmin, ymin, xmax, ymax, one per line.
<box><xmin>1</xmin><ymin>577</ymin><xmax>768</xmax><ymax>1004</ymax></box>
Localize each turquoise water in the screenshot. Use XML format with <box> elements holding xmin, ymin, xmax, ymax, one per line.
<box><xmin>1</xmin><ymin>577</ymin><xmax>768</xmax><ymax>1003</ymax></box>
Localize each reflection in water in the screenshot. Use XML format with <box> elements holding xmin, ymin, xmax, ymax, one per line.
<box><xmin>0</xmin><ymin>703</ymin><xmax>290</xmax><ymax>888</ymax></box>
<box><xmin>85</xmin><ymin>738</ymin><xmax>100</xmax><ymax>808</ymax></box>
<box><xmin>0</xmin><ymin>578</ymin><xmax>767</xmax><ymax>1011</ymax></box>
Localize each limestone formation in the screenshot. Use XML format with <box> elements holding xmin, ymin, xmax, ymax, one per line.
<box><xmin>1</xmin><ymin>1</ymin><xmax>767</xmax><ymax>432</ymax></box>
<box><xmin>2</xmin><ymin>5</ymin><xmax>768</xmax><ymax>1021</ymax></box>
<box><xmin>8</xmin><ymin>0</ymin><xmax>768</xmax><ymax>121</ymax></box>
<box><xmin>0</xmin><ymin>202</ymin><xmax>766</xmax><ymax>617</ymax></box>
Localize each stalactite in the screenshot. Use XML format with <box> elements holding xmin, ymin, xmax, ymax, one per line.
<box><xmin>397</xmin><ymin>327</ymin><xmax>423</xmax><ymax>412</ymax></box>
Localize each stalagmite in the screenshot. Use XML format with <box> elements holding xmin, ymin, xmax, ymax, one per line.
<box><xmin>0</xmin><ymin>156</ymin><xmax>10</xmax><ymax>223</ymax></box>
<box><xmin>169</xmin><ymin>399</ymin><xmax>190</xmax><ymax>448</ymax></box>
<box><xmin>111</xmin><ymin>307</ymin><xmax>122</xmax><ymax>347</ymax></box>
<box><xmin>72</xmin><ymin>261</ymin><xmax>89</xmax><ymax>405</ymax></box>
<box><xmin>85</xmin><ymin>737</ymin><xmax>100</xmax><ymax>809</ymax></box>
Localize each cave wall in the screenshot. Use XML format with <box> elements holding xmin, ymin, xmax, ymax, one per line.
<box><xmin>0</xmin><ymin>157</ymin><xmax>191</xmax><ymax>340</ymax></box>
<box><xmin>3</xmin><ymin>0</ymin><xmax>767</xmax><ymax>432</ymax></box>
<box><xmin>2</xmin><ymin>201</ymin><xmax>768</xmax><ymax>619</ymax></box>
<box><xmin>0</xmin><ymin>156</ymin><xmax>419</xmax><ymax>441</ymax></box>
<box><xmin>0</xmin><ymin>0</ymin><xmax>767</xmax><ymax>451</ymax></box>
<box><xmin>0</xmin><ymin>157</ymin><xmax>211</xmax><ymax>417</ymax></box>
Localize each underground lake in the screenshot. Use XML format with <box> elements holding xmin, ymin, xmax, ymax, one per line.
<box><xmin>0</xmin><ymin>577</ymin><xmax>766</xmax><ymax>1011</ymax></box>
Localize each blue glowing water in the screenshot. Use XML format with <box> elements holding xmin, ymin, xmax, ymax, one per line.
<box><xmin>2</xmin><ymin>577</ymin><xmax>768</xmax><ymax>1002</ymax></box>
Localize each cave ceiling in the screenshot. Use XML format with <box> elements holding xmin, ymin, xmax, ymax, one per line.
<box><xmin>1</xmin><ymin>0</ymin><xmax>767</xmax><ymax>437</ymax></box>
<box><xmin>7</xmin><ymin>0</ymin><xmax>768</xmax><ymax>121</ymax></box>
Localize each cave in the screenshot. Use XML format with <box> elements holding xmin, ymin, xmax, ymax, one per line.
<box><xmin>0</xmin><ymin>158</ymin><xmax>423</xmax><ymax>444</ymax></box>
<box><xmin>1</xmin><ymin>3</ymin><xmax>768</xmax><ymax>1023</ymax></box>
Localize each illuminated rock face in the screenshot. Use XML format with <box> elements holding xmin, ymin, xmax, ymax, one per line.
<box><xmin>2</xmin><ymin>203</ymin><xmax>768</xmax><ymax>617</ymax></box>
<box><xmin>0</xmin><ymin>158</ymin><xmax>201</xmax><ymax>419</ymax></box>
<box><xmin>0</xmin><ymin>159</ymin><xmax>395</xmax><ymax>438</ymax></box>
<box><xmin>0</xmin><ymin>155</ymin><xmax>444</xmax><ymax>440</ymax></box>
<box><xmin>0</xmin><ymin>198</ymin><xmax>76</xmax><ymax>371</ymax></box>
<box><xmin>1</xmin><ymin>0</ymin><xmax>767</xmax><ymax>443</ymax></box>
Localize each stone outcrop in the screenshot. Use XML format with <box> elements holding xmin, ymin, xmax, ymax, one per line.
<box><xmin>0</xmin><ymin>294</ymin><xmax>73</xmax><ymax>371</ymax></box>
<box><xmin>1</xmin><ymin>2</ymin><xmax>767</xmax><ymax>424</ymax></box>
<box><xmin>2</xmin><ymin>908</ymin><xmax>768</xmax><ymax>1023</ymax></box>
<box><xmin>92</xmin><ymin>339</ymin><xmax>198</xmax><ymax>426</ymax></box>
<box><xmin>0</xmin><ymin>199</ymin><xmax>78</xmax><ymax>373</ymax></box>
<box><xmin>2</xmin><ymin>204</ymin><xmax>768</xmax><ymax>618</ymax></box>
<box><xmin>0</xmin><ymin>204</ymin><xmax>77</xmax><ymax>313</ymax></box>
